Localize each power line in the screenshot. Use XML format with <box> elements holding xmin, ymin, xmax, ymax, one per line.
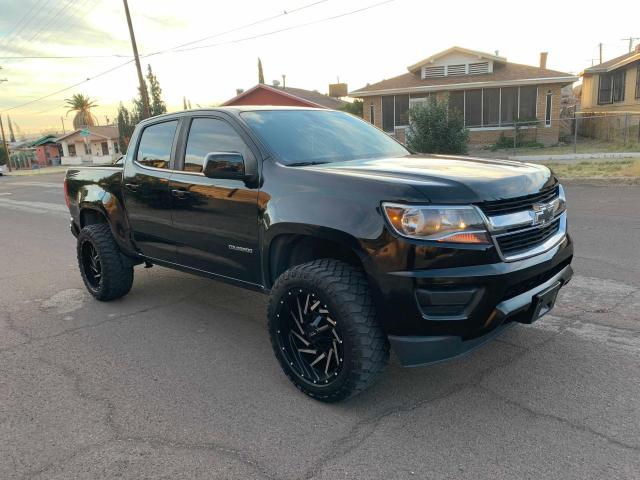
<box><xmin>0</xmin><ymin>0</ymin><xmax>397</xmax><ymax>113</ymax></box>
<box><xmin>0</xmin><ymin>0</ymin><xmax>54</xmax><ymax>56</ymax></box>
<box><xmin>1</xmin><ymin>0</ymin><xmax>329</xmax><ymax>60</ymax></box>
<box><xmin>0</xmin><ymin>59</ymin><xmax>134</xmax><ymax>113</ymax></box>
<box><xmin>148</xmin><ymin>0</ymin><xmax>329</xmax><ymax>56</ymax></box>
<box><xmin>0</xmin><ymin>54</ymin><xmax>132</xmax><ymax>60</ymax></box>
<box><xmin>23</xmin><ymin>0</ymin><xmax>78</xmax><ymax>46</ymax></box>
<box><xmin>0</xmin><ymin>0</ymin><xmax>49</xmax><ymax>52</ymax></box>
<box><xmin>154</xmin><ymin>0</ymin><xmax>396</xmax><ymax>55</ymax></box>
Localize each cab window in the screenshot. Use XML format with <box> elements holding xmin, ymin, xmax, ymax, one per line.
<box><xmin>136</xmin><ymin>120</ymin><xmax>178</xmax><ymax>169</ymax></box>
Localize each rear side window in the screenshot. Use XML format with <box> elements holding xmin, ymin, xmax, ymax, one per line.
<box><xmin>136</xmin><ymin>120</ymin><xmax>178</xmax><ymax>169</ymax></box>
<box><xmin>183</xmin><ymin>118</ymin><xmax>252</xmax><ymax>173</ymax></box>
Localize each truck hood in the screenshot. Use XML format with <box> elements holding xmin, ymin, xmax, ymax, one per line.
<box><xmin>306</xmin><ymin>155</ymin><xmax>556</xmax><ymax>203</ymax></box>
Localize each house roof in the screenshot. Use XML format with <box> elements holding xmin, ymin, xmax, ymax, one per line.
<box><xmin>29</xmin><ymin>134</ymin><xmax>59</xmax><ymax>147</ymax></box>
<box><xmin>351</xmin><ymin>61</ymin><xmax>578</xmax><ymax>97</ymax></box>
<box><xmin>222</xmin><ymin>83</ymin><xmax>347</xmax><ymax>109</ymax></box>
<box><xmin>406</xmin><ymin>46</ymin><xmax>507</xmax><ymax>73</ymax></box>
<box><xmin>582</xmin><ymin>50</ymin><xmax>640</xmax><ymax>75</ymax></box>
<box><xmin>56</xmin><ymin>125</ymin><xmax>118</xmax><ymax>143</ymax></box>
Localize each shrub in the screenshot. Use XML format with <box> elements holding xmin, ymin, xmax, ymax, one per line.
<box><xmin>406</xmin><ymin>97</ymin><xmax>469</xmax><ymax>154</ymax></box>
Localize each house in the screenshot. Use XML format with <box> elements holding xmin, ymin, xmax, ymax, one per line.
<box><xmin>57</xmin><ymin>126</ymin><xmax>120</xmax><ymax>166</ymax></box>
<box><xmin>580</xmin><ymin>45</ymin><xmax>640</xmax><ymax>113</ymax></box>
<box><xmin>222</xmin><ymin>83</ymin><xmax>347</xmax><ymax>109</ymax></box>
<box><xmin>30</xmin><ymin>134</ymin><xmax>61</xmax><ymax>166</ymax></box>
<box><xmin>351</xmin><ymin>46</ymin><xmax>579</xmax><ymax>146</ymax></box>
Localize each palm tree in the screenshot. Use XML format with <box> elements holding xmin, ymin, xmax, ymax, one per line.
<box><xmin>65</xmin><ymin>94</ymin><xmax>98</xmax><ymax>129</ymax></box>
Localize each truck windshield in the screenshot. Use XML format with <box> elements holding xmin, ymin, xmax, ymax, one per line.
<box><xmin>241</xmin><ymin>110</ymin><xmax>409</xmax><ymax>165</ymax></box>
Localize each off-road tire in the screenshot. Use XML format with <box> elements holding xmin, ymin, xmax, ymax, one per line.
<box><xmin>268</xmin><ymin>259</ymin><xmax>389</xmax><ymax>402</ymax></box>
<box><xmin>77</xmin><ymin>223</ymin><xmax>134</xmax><ymax>301</ymax></box>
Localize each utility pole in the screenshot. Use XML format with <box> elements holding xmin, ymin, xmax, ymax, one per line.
<box><xmin>598</xmin><ymin>43</ymin><xmax>603</xmax><ymax>64</ymax></box>
<box><xmin>0</xmin><ymin>114</ymin><xmax>12</xmax><ymax>172</ymax></box>
<box><xmin>123</xmin><ymin>0</ymin><xmax>150</xmax><ymax>119</ymax></box>
<box><xmin>60</xmin><ymin>116</ymin><xmax>66</xmax><ymax>134</ymax></box>
<box><xmin>621</xmin><ymin>37</ymin><xmax>640</xmax><ymax>53</ymax></box>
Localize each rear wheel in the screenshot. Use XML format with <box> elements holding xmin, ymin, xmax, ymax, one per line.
<box><xmin>77</xmin><ymin>223</ymin><xmax>134</xmax><ymax>301</ymax></box>
<box><xmin>268</xmin><ymin>259</ymin><xmax>389</xmax><ymax>402</ymax></box>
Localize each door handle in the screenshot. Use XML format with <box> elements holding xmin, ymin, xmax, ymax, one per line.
<box><xmin>171</xmin><ymin>189</ymin><xmax>191</xmax><ymax>199</ymax></box>
<box><xmin>125</xmin><ymin>183</ymin><xmax>139</xmax><ymax>192</ymax></box>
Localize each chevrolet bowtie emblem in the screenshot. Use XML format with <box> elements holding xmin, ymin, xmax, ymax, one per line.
<box><xmin>532</xmin><ymin>202</ymin><xmax>555</xmax><ymax>225</ymax></box>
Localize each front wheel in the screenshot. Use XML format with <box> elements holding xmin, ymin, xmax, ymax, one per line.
<box><xmin>77</xmin><ymin>223</ymin><xmax>134</xmax><ymax>301</ymax></box>
<box><xmin>268</xmin><ymin>259</ymin><xmax>389</xmax><ymax>402</ymax></box>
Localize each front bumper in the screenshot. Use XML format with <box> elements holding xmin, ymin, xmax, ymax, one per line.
<box><xmin>389</xmin><ymin>262</ymin><xmax>572</xmax><ymax>366</ymax></box>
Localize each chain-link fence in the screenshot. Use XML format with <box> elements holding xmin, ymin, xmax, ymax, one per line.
<box><xmin>470</xmin><ymin>111</ymin><xmax>640</xmax><ymax>157</ymax></box>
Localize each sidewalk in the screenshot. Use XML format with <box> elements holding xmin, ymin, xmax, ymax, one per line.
<box><xmin>2</xmin><ymin>165</ymin><xmax>68</xmax><ymax>176</ymax></box>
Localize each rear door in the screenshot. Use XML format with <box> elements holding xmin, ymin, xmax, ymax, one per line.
<box><xmin>168</xmin><ymin>115</ymin><xmax>261</xmax><ymax>285</ymax></box>
<box><xmin>122</xmin><ymin>119</ymin><xmax>180</xmax><ymax>262</ymax></box>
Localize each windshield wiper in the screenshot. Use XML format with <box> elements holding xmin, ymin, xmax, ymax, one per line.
<box><xmin>286</xmin><ymin>161</ymin><xmax>329</xmax><ymax>167</ymax></box>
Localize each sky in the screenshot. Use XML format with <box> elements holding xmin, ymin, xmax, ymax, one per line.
<box><xmin>0</xmin><ymin>0</ymin><xmax>637</xmax><ymax>136</ymax></box>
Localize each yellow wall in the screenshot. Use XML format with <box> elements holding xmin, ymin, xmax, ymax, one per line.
<box><xmin>581</xmin><ymin>63</ymin><xmax>640</xmax><ymax>112</ymax></box>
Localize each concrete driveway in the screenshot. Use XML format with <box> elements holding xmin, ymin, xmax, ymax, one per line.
<box><xmin>0</xmin><ymin>173</ymin><xmax>638</xmax><ymax>479</ymax></box>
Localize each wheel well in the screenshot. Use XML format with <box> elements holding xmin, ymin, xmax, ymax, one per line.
<box><xmin>268</xmin><ymin>235</ymin><xmax>363</xmax><ymax>287</ymax></box>
<box><xmin>80</xmin><ymin>208</ymin><xmax>108</xmax><ymax>228</ymax></box>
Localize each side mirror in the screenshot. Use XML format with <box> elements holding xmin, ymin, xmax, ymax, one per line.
<box><xmin>202</xmin><ymin>152</ymin><xmax>247</xmax><ymax>180</ymax></box>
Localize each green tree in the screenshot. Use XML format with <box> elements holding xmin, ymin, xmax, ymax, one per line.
<box><xmin>0</xmin><ymin>143</ymin><xmax>7</xmax><ymax>166</ymax></box>
<box><xmin>339</xmin><ymin>99</ymin><xmax>363</xmax><ymax>117</ymax></box>
<box><xmin>7</xmin><ymin>116</ymin><xmax>15</xmax><ymax>142</ymax></box>
<box><xmin>65</xmin><ymin>94</ymin><xmax>98</xmax><ymax>129</ymax></box>
<box><xmin>257</xmin><ymin>57</ymin><xmax>264</xmax><ymax>84</ymax></box>
<box><xmin>146</xmin><ymin>64</ymin><xmax>167</xmax><ymax>116</ymax></box>
<box><xmin>116</xmin><ymin>102</ymin><xmax>135</xmax><ymax>153</ymax></box>
<box><xmin>406</xmin><ymin>96</ymin><xmax>469</xmax><ymax>154</ymax></box>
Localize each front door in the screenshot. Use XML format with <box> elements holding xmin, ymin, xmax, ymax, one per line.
<box><xmin>169</xmin><ymin>116</ymin><xmax>261</xmax><ymax>285</ymax></box>
<box><xmin>122</xmin><ymin>119</ymin><xmax>179</xmax><ymax>262</ymax></box>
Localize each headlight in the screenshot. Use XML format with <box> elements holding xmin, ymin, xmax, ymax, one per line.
<box><xmin>383</xmin><ymin>203</ymin><xmax>490</xmax><ymax>244</ymax></box>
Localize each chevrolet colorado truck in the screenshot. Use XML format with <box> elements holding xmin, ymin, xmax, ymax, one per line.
<box><xmin>64</xmin><ymin>107</ymin><xmax>573</xmax><ymax>402</ymax></box>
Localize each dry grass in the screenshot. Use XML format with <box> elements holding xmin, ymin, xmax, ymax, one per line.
<box><xmin>542</xmin><ymin>159</ymin><xmax>640</xmax><ymax>178</ymax></box>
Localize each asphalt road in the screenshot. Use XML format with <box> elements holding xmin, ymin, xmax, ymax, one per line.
<box><xmin>0</xmin><ymin>172</ymin><xmax>638</xmax><ymax>479</ymax></box>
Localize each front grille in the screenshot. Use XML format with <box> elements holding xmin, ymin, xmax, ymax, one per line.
<box><xmin>496</xmin><ymin>217</ymin><xmax>561</xmax><ymax>256</ymax></box>
<box><xmin>478</xmin><ymin>185</ymin><xmax>559</xmax><ymax>216</ymax></box>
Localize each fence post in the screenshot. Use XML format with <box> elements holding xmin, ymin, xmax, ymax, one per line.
<box><xmin>624</xmin><ymin>113</ymin><xmax>629</xmax><ymax>146</ymax></box>
<box><xmin>573</xmin><ymin>110</ymin><xmax>578</xmax><ymax>154</ymax></box>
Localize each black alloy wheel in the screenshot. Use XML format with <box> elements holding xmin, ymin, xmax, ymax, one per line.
<box><xmin>268</xmin><ymin>259</ymin><xmax>389</xmax><ymax>402</ymax></box>
<box><xmin>272</xmin><ymin>288</ymin><xmax>344</xmax><ymax>386</ymax></box>
<box><xmin>80</xmin><ymin>240</ymin><xmax>102</xmax><ymax>291</ymax></box>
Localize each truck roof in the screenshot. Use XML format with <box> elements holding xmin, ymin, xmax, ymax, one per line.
<box><xmin>137</xmin><ymin>105</ymin><xmax>330</xmax><ymax>125</ymax></box>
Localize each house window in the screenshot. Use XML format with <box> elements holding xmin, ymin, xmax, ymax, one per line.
<box><xmin>447</xmin><ymin>64</ymin><xmax>467</xmax><ymax>76</ymax></box>
<box><xmin>482</xmin><ymin>88</ymin><xmax>500</xmax><ymax>127</ymax></box>
<box><xmin>423</xmin><ymin>66</ymin><xmax>445</xmax><ymax>78</ymax></box>
<box><xmin>465</xmin><ymin>89</ymin><xmax>482</xmax><ymax>127</ymax></box>
<box><xmin>409</xmin><ymin>93</ymin><xmax>430</xmax><ymax>109</ymax></box>
<box><xmin>599</xmin><ymin>70</ymin><xmax>626</xmax><ymax>104</ymax></box>
<box><xmin>636</xmin><ymin>65</ymin><xmax>640</xmax><ymax>99</ymax></box>
<box><xmin>519</xmin><ymin>86</ymin><xmax>537</xmax><ymax>120</ymax></box>
<box><xmin>394</xmin><ymin>94</ymin><xmax>409</xmax><ymax>126</ymax></box>
<box><xmin>381</xmin><ymin>96</ymin><xmax>395</xmax><ymax>132</ymax></box>
<box><xmin>612</xmin><ymin>70</ymin><xmax>626</xmax><ymax>102</ymax></box>
<box><xmin>500</xmin><ymin>87</ymin><xmax>518</xmax><ymax>126</ymax></box>
<box><xmin>448</xmin><ymin>91</ymin><xmax>464</xmax><ymax>118</ymax></box>
<box><xmin>469</xmin><ymin>62</ymin><xmax>489</xmax><ymax>75</ymax></box>
<box><xmin>545</xmin><ymin>90</ymin><xmax>552</xmax><ymax>126</ymax></box>
<box><xmin>369</xmin><ymin>103</ymin><xmax>375</xmax><ymax>125</ymax></box>
<box><xmin>101</xmin><ymin>142</ymin><xmax>109</xmax><ymax>155</ymax></box>
<box><xmin>68</xmin><ymin>144</ymin><xmax>76</xmax><ymax>157</ymax></box>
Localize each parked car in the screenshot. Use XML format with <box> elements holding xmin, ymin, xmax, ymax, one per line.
<box><xmin>64</xmin><ymin>107</ymin><xmax>573</xmax><ymax>402</ymax></box>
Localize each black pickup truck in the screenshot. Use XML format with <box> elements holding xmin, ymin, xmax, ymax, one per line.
<box><xmin>64</xmin><ymin>107</ymin><xmax>573</xmax><ymax>402</ymax></box>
